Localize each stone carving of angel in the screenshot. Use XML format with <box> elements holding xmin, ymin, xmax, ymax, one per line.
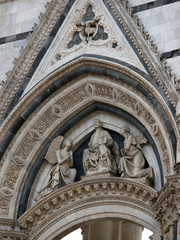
<box><xmin>36</xmin><ymin>136</ymin><xmax>77</xmax><ymax>200</ymax></box>
<box><xmin>118</xmin><ymin>126</ymin><xmax>154</xmax><ymax>180</ymax></box>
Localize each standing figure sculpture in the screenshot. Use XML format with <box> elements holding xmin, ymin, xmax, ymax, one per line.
<box><xmin>83</xmin><ymin>119</ymin><xmax>118</xmax><ymax>175</ymax></box>
<box><xmin>118</xmin><ymin>126</ymin><xmax>154</xmax><ymax>180</ymax></box>
<box><xmin>36</xmin><ymin>136</ymin><xmax>77</xmax><ymax>200</ymax></box>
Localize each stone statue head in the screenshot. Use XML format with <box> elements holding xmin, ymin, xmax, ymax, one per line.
<box><xmin>94</xmin><ymin>119</ymin><xmax>102</xmax><ymax>129</ymax></box>
<box><xmin>119</xmin><ymin>126</ymin><xmax>130</xmax><ymax>137</ymax></box>
<box><xmin>63</xmin><ymin>138</ymin><xmax>73</xmax><ymax>149</ymax></box>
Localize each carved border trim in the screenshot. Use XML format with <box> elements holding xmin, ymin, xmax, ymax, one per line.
<box><xmin>18</xmin><ymin>178</ymin><xmax>158</xmax><ymax>238</ymax></box>
<box><xmin>105</xmin><ymin>0</ymin><xmax>177</xmax><ymax>105</ymax></box>
<box><xmin>0</xmin><ymin>230</ymin><xmax>28</xmax><ymax>239</ymax></box>
<box><xmin>0</xmin><ymin>75</ymin><xmax>174</xmax><ymax>218</ymax></box>
<box><xmin>0</xmin><ymin>0</ymin><xmax>68</xmax><ymax>118</ymax></box>
<box><xmin>0</xmin><ymin>58</ymin><xmax>177</xmax><ymax>143</ymax></box>
<box><xmin>153</xmin><ymin>175</ymin><xmax>180</xmax><ymax>233</ymax></box>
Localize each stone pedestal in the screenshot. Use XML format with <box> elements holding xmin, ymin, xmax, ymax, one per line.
<box><xmin>82</xmin><ymin>220</ymin><xmax>143</xmax><ymax>240</ymax></box>
<box><xmin>81</xmin><ymin>171</ymin><xmax>116</xmax><ymax>181</ymax></box>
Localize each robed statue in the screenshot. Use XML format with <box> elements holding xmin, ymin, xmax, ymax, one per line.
<box><xmin>118</xmin><ymin>126</ymin><xmax>154</xmax><ymax>180</ymax></box>
<box><xmin>35</xmin><ymin>136</ymin><xmax>77</xmax><ymax>200</ymax></box>
<box><xmin>83</xmin><ymin>119</ymin><xmax>119</xmax><ymax>175</ymax></box>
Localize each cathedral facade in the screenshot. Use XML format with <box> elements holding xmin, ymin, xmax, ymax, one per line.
<box><xmin>0</xmin><ymin>0</ymin><xmax>180</xmax><ymax>239</ymax></box>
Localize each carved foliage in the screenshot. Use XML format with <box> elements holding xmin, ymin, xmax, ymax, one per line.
<box><xmin>94</xmin><ymin>83</ymin><xmax>113</xmax><ymax>99</ymax></box>
<box><xmin>0</xmin><ymin>230</ymin><xmax>28</xmax><ymax>240</ymax></box>
<box><xmin>154</xmin><ymin>176</ymin><xmax>180</xmax><ymax>234</ymax></box>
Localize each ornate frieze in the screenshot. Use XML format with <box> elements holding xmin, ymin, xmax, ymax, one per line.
<box><xmin>0</xmin><ymin>76</ymin><xmax>174</xmax><ymax>218</ymax></box>
<box><xmin>0</xmin><ymin>188</ymin><xmax>13</xmax><ymax>215</ymax></box>
<box><xmin>0</xmin><ymin>230</ymin><xmax>28</xmax><ymax>240</ymax></box>
<box><xmin>18</xmin><ymin>178</ymin><xmax>158</xmax><ymax>239</ymax></box>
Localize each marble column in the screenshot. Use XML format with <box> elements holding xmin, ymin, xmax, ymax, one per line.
<box><xmin>82</xmin><ymin>220</ymin><xmax>143</xmax><ymax>240</ymax></box>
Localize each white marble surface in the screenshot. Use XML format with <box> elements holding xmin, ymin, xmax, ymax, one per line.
<box><xmin>135</xmin><ymin>2</ymin><xmax>180</xmax><ymax>53</ymax></box>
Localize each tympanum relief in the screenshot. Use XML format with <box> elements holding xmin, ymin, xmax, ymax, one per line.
<box><xmin>36</xmin><ymin>136</ymin><xmax>77</xmax><ymax>201</ymax></box>
<box><xmin>83</xmin><ymin>119</ymin><xmax>119</xmax><ymax>175</ymax></box>
<box><xmin>119</xmin><ymin>126</ymin><xmax>154</xmax><ymax>180</ymax></box>
<box><xmin>37</xmin><ymin>120</ymin><xmax>154</xmax><ymax>200</ymax></box>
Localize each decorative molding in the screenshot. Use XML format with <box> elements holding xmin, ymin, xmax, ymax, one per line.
<box><xmin>0</xmin><ymin>58</ymin><xmax>177</xmax><ymax>146</ymax></box>
<box><xmin>18</xmin><ymin>177</ymin><xmax>158</xmax><ymax>239</ymax></box>
<box><xmin>0</xmin><ymin>0</ymin><xmax>177</xmax><ymax>121</ymax></box>
<box><xmin>0</xmin><ymin>230</ymin><xmax>28</xmax><ymax>240</ymax></box>
<box><xmin>0</xmin><ymin>0</ymin><xmax>15</xmax><ymax>4</ymax></box>
<box><xmin>105</xmin><ymin>0</ymin><xmax>177</xmax><ymax>102</ymax></box>
<box><xmin>0</xmin><ymin>76</ymin><xmax>174</xmax><ymax>217</ymax></box>
<box><xmin>0</xmin><ymin>0</ymin><xmax>68</xmax><ymax>119</ymax></box>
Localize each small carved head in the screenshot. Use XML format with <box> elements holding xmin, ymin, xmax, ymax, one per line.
<box><xmin>119</xmin><ymin>126</ymin><xmax>130</xmax><ymax>137</ymax></box>
<box><xmin>94</xmin><ymin>119</ymin><xmax>102</xmax><ymax>129</ymax></box>
<box><xmin>63</xmin><ymin>138</ymin><xmax>73</xmax><ymax>149</ymax></box>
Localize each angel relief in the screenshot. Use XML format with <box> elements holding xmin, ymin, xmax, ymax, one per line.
<box><xmin>35</xmin><ymin>136</ymin><xmax>77</xmax><ymax>201</ymax></box>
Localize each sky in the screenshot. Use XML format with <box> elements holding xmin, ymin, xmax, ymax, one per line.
<box><xmin>61</xmin><ymin>227</ymin><xmax>152</xmax><ymax>240</ymax></box>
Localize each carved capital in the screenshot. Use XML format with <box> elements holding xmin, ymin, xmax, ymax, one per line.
<box><xmin>154</xmin><ymin>175</ymin><xmax>180</xmax><ymax>233</ymax></box>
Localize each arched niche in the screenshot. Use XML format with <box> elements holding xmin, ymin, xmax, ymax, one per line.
<box><xmin>0</xmin><ymin>58</ymin><xmax>177</xmax><ymax>220</ymax></box>
<box><xmin>28</xmin><ymin>111</ymin><xmax>161</xmax><ymax>210</ymax></box>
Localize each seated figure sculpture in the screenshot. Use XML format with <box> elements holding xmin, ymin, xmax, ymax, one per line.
<box><xmin>118</xmin><ymin>126</ymin><xmax>154</xmax><ymax>180</ymax></box>
<box><xmin>83</xmin><ymin>119</ymin><xmax>118</xmax><ymax>175</ymax></box>
<box><xmin>36</xmin><ymin>136</ymin><xmax>77</xmax><ymax>200</ymax></box>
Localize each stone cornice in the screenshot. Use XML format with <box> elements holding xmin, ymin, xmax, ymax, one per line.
<box><xmin>18</xmin><ymin>177</ymin><xmax>158</xmax><ymax>235</ymax></box>
<box><xmin>0</xmin><ymin>0</ymin><xmax>177</xmax><ymax>121</ymax></box>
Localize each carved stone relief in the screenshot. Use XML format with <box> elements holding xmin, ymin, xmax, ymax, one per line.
<box><xmin>67</xmin><ymin>4</ymin><xmax>108</xmax><ymax>49</ymax></box>
<box><xmin>118</xmin><ymin>126</ymin><xmax>154</xmax><ymax>181</ymax></box>
<box><xmin>0</xmin><ymin>188</ymin><xmax>13</xmax><ymax>215</ymax></box>
<box><xmin>154</xmin><ymin>175</ymin><xmax>180</xmax><ymax>239</ymax></box>
<box><xmin>83</xmin><ymin>119</ymin><xmax>118</xmax><ymax>175</ymax></box>
<box><xmin>35</xmin><ymin>136</ymin><xmax>77</xmax><ymax>201</ymax></box>
<box><xmin>0</xmin><ymin>77</ymin><xmax>173</xmax><ymax>217</ymax></box>
<box><xmin>0</xmin><ymin>0</ymin><xmax>176</xmax><ymax>121</ymax></box>
<box><xmin>18</xmin><ymin>178</ymin><xmax>158</xmax><ymax>239</ymax></box>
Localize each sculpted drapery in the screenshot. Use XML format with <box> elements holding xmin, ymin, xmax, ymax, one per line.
<box><xmin>118</xmin><ymin>126</ymin><xmax>154</xmax><ymax>180</ymax></box>
<box><xmin>37</xmin><ymin>122</ymin><xmax>154</xmax><ymax>201</ymax></box>
<box><xmin>36</xmin><ymin>137</ymin><xmax>77</xmax><ymax>200</ymax></box>
<box><xmin>83</xmin><ymin>119</ymin><xmax>118</xmax><ymax>175</ymax></box>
